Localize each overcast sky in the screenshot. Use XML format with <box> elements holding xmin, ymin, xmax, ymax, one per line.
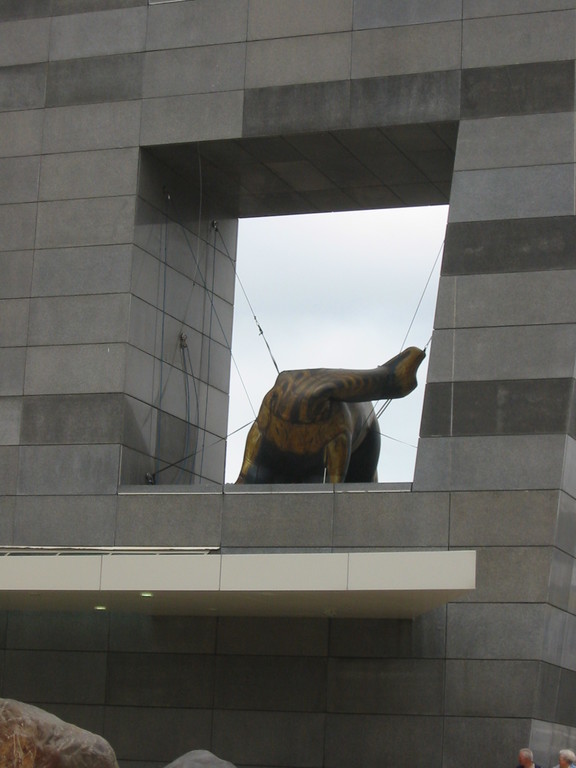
<box><xmin>224</xmin><ymin>205</ymin><xmax>449</xmax><ymax>484</ymax></box>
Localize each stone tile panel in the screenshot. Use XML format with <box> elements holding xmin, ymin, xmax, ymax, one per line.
<box><xmin>248</xmin><ymin>0</ymin><xmax>352</xmax><ymax>39</ymax></box>
<box><xmin>146</xmin><ymin>0</ymin><xmax>248</xmax><ymax>51</ymax></box>
<box><xmin>46</xmin><ymin>53</ymin><xmax>143</xmax><ymax>107</ymax></box>
<box><xmin>24</xmin><ymin>343</ymin><xmax>126</xmax><ymax>395</ymax></box>
<box><xmin>354</xmin><ymin>0</ymin><xmax>462</xmax><ymax>29</ymax></box>
<box><xmin>49</xmin><ymin>7</ymin><xmax>147</xmax><ymax>60</ymax></box>
<box><xmin>0</xmin><ymin>63</ymin><xmax>46</xmax><ymax>111</ymax></box>
<box><xmin>17</xmin><ymin>444</ymin><xmax>121</xmax><ymax>495</ymax></box>
<box><xmin>42</xmin><ymin>101</ymin><xmax>142</xmax><ymax>153</ymax></box>
<box><xmin>0</xmin><ymin>18</ymin><xmax>50</xmax><ymax>67</ymax></box>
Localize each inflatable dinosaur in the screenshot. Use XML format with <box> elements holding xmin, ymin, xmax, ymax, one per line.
<box><xmin>236</xmin><ymin>346</ymin><xmax>425</xmax><ymax>484</ymax></box>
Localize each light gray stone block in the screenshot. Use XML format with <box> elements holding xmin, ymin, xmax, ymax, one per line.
<box><xmin>115</xmin><ymin>492</ymin><xmax>222</xmax><ymax>546</ymax></box>
<box><xmin>325</xmin><ymin>713</ymin><xmax>442</xmax><ymax>768</ymax></box>
<box><xmin>0</xmin><ymin>251</ymin><xmax>33</xmax><ymax>299</ymax></box>
<box><xmin>0</xmin><ymin>495</ymin><xmax>15</xmax><ymax>544</ymax></box>
<box><xmin>462</xmin><ymin>11</ymin><xmax>576</xmax><ymax>69</ymax></box>
<box><xmin>414</xmin><ymin>435</ymin><xmax>566</xmax><ymax>491</ymax></box>
<box><xmin>13</xmin><ymin>494</ymin><xmax>117</xmax><ymax>545</ymax></box>
<box><xmin>455</xmin><ymin>113</ymin><xmax>575</xmax><ymax>171</ymax></box>
<box><xmin>107</xmin><ymin>652</ymin><xmax>215</xmax><ymax>707</ymax></box>
<box><xmin>35</xmin><ymin>197</ymin><xmax>137</xmax><ymax>249</ymax></box>
<box><xmin>17</xmin><ymin>444</ymin><xmax>121</xmax><ymax>495</ymax></box>
<box><xmin>352</xmin><ymin>22</ymin><xmax>461</xmax><ymax>79</ymax></box>
<box><xmin>333</xmin><ymin>490</ymin><xmax>449</xmax><ymax>547</ymax></box>
<box><xmin>434</xmin><ymin>271</ymin><xmax>576</xmax><ymax>329</ymax></box>
<box><xmin>28</xmin><ymin>295</ymin><xmax>130</xmax><ymax>346</ymax></box>
<box><xmin>20</xmin><ymin>393</ymin><xmax>125</xmax><ymax>445</ymax></box>
<box><xmin>465</xmin><ymin>1</ymin><xmax>576</xmax><ymax>16</ymax></box>
<box><xmin>0</xmin><ymin>157</ymin><xmax>40</xmax><ymax>204</ymax></box>
<box><xmin>328</xmin><ymin>658</ymin><xmax>444</xmax><ymax>714</ymax></box>
<box><xmin>49</xmin><ymin>7</ymin><xmax>146</xmax><ymax>60</ymax></box>
<box><xmin>354</xmin><ymin>0</ymin><xmax>462</xmax><ymax>28</ymax></box>
<box><xmin>140</xmin><ymin>91</ymin><xmax>244</xmax><ymax>146</ymax></box>
<box><xmin>24</xmin><ymin>343</ymin><xmax>126</xmax><ymax>395</ymax></box>
<box><xmin>146</xmin><ymin>0</ymin><xmax>248</xmax><ymax>50</ymax></box>
<box><xmin>143</xmin><ymin>44</ymin><xmax>246</xmax><ymax>98</ymax></box>
<box><xmin>109</xmin><ymin>615</ymin><xmax>217</xmax><ymax>654</ymax></box>
<box><xmin>0</xmin><ymin>18</ymin><xmax>49</xmax><ymax>67</ymax></box>
<box><xmin>0</xmin><ymin>62</ymin><xmax>46</xmax><ymax>111</ymax></box>
<box><xmin>42</xmin><ymin>100</ymin><xmax>142</xmax><ymax>153</ymax></box>
<box><xmin>0</xmin><ymin>397</ymin><xmax>21</xmax><ymax>445</ymax></box>
<box><xmin>217</xmin><ymin>617</ymin><xmax>328</xmax><ymax>656</ymax></box>
<box><xmin>3</xmin><ymin>650</ymin><xmax>107</xmax><ymax>704</ymax></box>
<box><xmin>0</xmin><ymin>348</ymin><xmax>26</xmax><ymax>396</ymax></box>
<box><xmin>0</xmin><ymin>204</ymin><xmax>37</xmax><ymax>251</ymax></box>
<box><xmin>0</xmin><ymin>299</ymin><xmax>29</xmax><ymax>346</ymax></box>
<box><xmin>222</xmin><ymin>488</ymin><xmax>333</xmax><ymax>548</ymax></box>
<box><xmin>212</xmin><ymin>710</ymin><xmax>325</xmax><ymax>767</ymax></box>
<box><xmin>449</xmin><ymin>490</ymin><xmax>559</xmax><ymax>547</ymax></box>
<box><xmin>427</xmin><ymin>326</ymin><xmax>576</xmax><ymax>383</ymax></box>
<box><xmin>31</xmin><ymin>245</ymin><xmax>132</xmax><ymax>297</ymax></box>
<box><xmin>215</xmin><ymin>655</ymin><xmax>326</xmax><ymax>711</ymax></box>
<box><xmin>39</xmin><ymin>148</ymin><xmax>139</xmax><ymax>200</ymax></box>
<box><xmin>104</xmin><ymin>706</ymin><xmax>212</xmax><ymax>763</ymax></box>
<box><xmin>462</xmin><ymin>546</ymin><xmax>552</xmax><ymax>603</ymax></box>
<box><xmin>6</xmin><ymin>611</ymin><xmax>109</xmax><ymax>651</ymax></box>
<box><xmin>449</xmin><ymin>165</ymin><xmax>575</xmax><ymax>223</ymax></box>
<box><xmin>248</xmin><ymin>0</ymin><xmax>352</xmax><ymax>39</ymax></box>
<box><xmin>246</xmin><ymin>33</ymin><xmax>351</xmax><ymax>89</ymax></box>
<box><xmin>0</xmin><ymin>109</ymin><xmax>43</xmax><ymax>158</ymax></box>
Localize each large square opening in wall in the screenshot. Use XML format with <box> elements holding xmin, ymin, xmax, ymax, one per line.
<box><xmin>142</xmin><ymin>122</ymin><xmax>457</xmax><ymax>485</ymax></box>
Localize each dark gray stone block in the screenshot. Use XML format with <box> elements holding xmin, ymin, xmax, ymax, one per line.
<box><xmin>24</xmin><ymin>343</ymin><xmax>126</xmax><ymax>395</ymax></box>
<box><xmin>333</xmin><ymin>489</ymin><xmax>449</xmax><ymax>547</ymax></box>
<box><xmin>212</xmin><ymin>710</ymin><xmax>325</xmax><ymax>768</ymax></box>
<box><xmin>104</xmin><ymin>706</ymin><xmax>212</xmax><ymax>763</ymax></box>
<box><xmin>445</xmin><ymin>659</ymin><xmax>542</xmax><ymax>717</ymax></box>
<box><xmin>328</xmin><ymin>658</ymin><xmax>444</xmax><ymax>714</ymax></box>
<box><xmin>7</xmin><ymin>611</ymin><xmax>109</xmax><ymax>651</ymax></box>
<box><xmin>107</xmin><ymin>653</ymin><xmax>215</xmax><ymax>707</ymax></box>
<box><xmin>329</xmin><ymin>610</ymin><xmax>447</xmax><ymax>659</ymax></box>
<box><xmin>0</xmin><ymin>299</ymin><xmax>29</xmax><ymax>347</ymax></box>
<box><xmin>421</xmin><ymin>379</ymin><xmax>573</xmax><ymax>437</ymax></box>
<box><xmin>39</xmin><ymin>148</ymin><xmax>139</xmax><ymax>200</ymax></box>
<box><xmin>442</xmin><ymin>217</ymin><xmax>576</xmax><ymax>275</ymax></box>
<box><xmin>216</xmin><ymin>617</ymin><xmax>328</xmax><ymax>656</ymax></box>
<box><xmin>0</xmin><ymin>496</ymin><xmax>15</xmax><ymax>545</ymax></box>
<box><xmin>243</xmin><ymin>81</ymin><xmax>350</xmax><ymax>137</ymax></box>
<box><xmin>109</xmin><ymin>615</ymin><xmax>217</xmax><ymax>654</ymax></box>
<box><xmin>351</xmin><ymin>71</ymin><xmax>461</xmax><ymax>128</ymax></box>
<box><xmin>3</xmin><ymin>650</ymin><xmax>107</xmax><ymax>704</ymax></box>
<box><xmin>222</xmin><ymin>488</ymin><xmax>333</xmax><ymax>548</ymax></box>
<box><xmin>31</xmin><ymin>245</ymin><xmax>132</xmax><ymax>297</ymax></box>
<box><xmin>556</xmin><ymin>667</ymin><xmax>576</xmax><ymax>726</ymax></box>
<box><xmin>116</xmin><ymin>492</ymin><xmax>222</xmax><ymax>546</ymax></box>
<box><xmin>325</xmin><ymin>713</ymin><xmax>443</xmax><ymax>768</ymax></box>
<box><xmin>443</xmin><ymin>717</ymin><xmax>531</xmax><ymax>768</ymax></box>
<box><xmin>13</xmin><ymin>495</ymin><xmax>117</xmax><ymax>545</ymax></box>
<box><xmin>28</xmin><ymin>294</ymin><xmax>130</xmax><ymax>345</ymax></box>
<box><xmin>215</xmin><ymin>655</ymin><xmax>326</xmax><ymax>711</ymax></box>
<box><xmin>0</xmin><ymin>0</ymin><xmax>51</xmax><ymax>21</ymax></box>
<box><xmin>0</xmin><ymin>447</ymin><xmax>19</xmax><ymax>495</ymax></box>
<box><xmin>0</xmin><ymin>349</ymin><xmax>26</xmax><ymax>396</ymax></box>
<box><xmin>447</xmin><ymin>603</ymin><xmax>550</xmax><ymax>659</ymax></box>
<box><xmin>461</xmin><ymin>61</ymin><xmax>575</xmax><ymax>118</ymax></box>
<box><xmin>46</xmin><ymin>53</ymin><xmax>143</xmax><ymax>107</ymax></box>
<box><xmin>36</xmin><ymin>197</ymin><xmax>136</xmax><ymax>249</ymax></box>
<box><xmin>0</xmin><ymin>63</ymin><xmax>46</xmax><ymax>111</ymax></box>
<box><xmin>52</xmin><ymin>0</ymin><xmax>145</xmax><ymax>14</ymax></box>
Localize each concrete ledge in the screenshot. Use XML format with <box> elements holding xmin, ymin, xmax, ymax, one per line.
<box><xmin>0</xmin><ymin>549</ymin><xmax>475</xmax><ymax>618</ymax></box>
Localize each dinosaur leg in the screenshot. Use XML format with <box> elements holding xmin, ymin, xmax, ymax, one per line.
<box><xmin>236</xmin><ymin>422</ymin><xmax>264</xmax><ymax>484</ymax></box>
<box><xmin>323</xmin><ymin>433</ymin><xmax>351</xmax><ymax>483</ymax></box>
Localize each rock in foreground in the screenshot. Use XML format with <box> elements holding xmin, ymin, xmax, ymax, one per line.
<box><xmin>0</xmin><ymin>698</ymin><xmax>118</xmax><ymax>768</ymax></box>
<box><xmin>165</xmin><ymin>750</ymin><xmax>237</xmax><ymax>768</ymax></box>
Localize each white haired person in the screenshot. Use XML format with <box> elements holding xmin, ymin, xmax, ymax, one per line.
<box><xmin>517</xmin><ymin>748</ymin><xmax>541</xmax><ymax>768</ymax></box>
<box><xmin>557</xmin><ymin>750</ymin><xmax>576</xmax><ymax>768</ymax></box>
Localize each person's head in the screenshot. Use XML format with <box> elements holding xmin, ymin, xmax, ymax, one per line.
<box><xmin>559</xmin><ymin>750</ymin><xmax>576</xmax><ymax>767</ymax></box>
<box><xmin>518</xmin><ymin>749</ymin><xmax>534</xmax><ymax>767</ymax></box>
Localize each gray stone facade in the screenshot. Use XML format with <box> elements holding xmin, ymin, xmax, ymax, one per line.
<box><xmin>1</xmin><ymin>1</ymin><xmax>576</xmax><ymax>766</ymax></box>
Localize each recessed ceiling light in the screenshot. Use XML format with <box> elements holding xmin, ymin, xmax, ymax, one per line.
<box><xmin>140</xmin><ymin>592</ymin><xmax>154</xmax><ymax>598</ymax></box>
<box><xmin>94</xmin><ymin>605</ymin><xmax>107</xmax><ymax>611</ymax></box>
